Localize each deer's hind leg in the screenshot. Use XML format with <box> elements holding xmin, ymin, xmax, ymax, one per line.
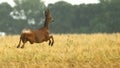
<box><xmin>21</xmin><ymin>38</ymin><xmax>27</xmax><ymax>48</ymax></box>
<box><xmin>17</xmin><ymin>38</ymin><xmax>22</xmax><ymax>48</ymax></box>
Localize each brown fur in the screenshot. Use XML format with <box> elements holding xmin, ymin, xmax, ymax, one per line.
<box><xmin>17</xmin><ymin>9</ymin><xmax>54</xmax><ymax>48</ymax></box>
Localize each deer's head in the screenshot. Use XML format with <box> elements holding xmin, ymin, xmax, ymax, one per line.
<box><xmin>45</xmin><ymin>8</ymin><xmax>54</xmax><ymax>23</ymax></box>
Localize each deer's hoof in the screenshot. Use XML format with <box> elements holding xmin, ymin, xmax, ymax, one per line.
<box><xmin>21</xmin><ymin>46</ymin><xmax>24</xmax><ymax>48</ymax></box>
<box><xmin>17</xmin><ymin>46</ymin><xmax>20</xmax><ymax>48</ymax></box>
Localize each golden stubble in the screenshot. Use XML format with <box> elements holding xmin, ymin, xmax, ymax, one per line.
<box><xmin>0</xmin><ymin>33</ymin><xmax>120</xmax><ymax>68</ymax></box>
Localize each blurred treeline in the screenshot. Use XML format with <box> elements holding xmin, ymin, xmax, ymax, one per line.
<box><xmin>0</xmin><ymin>0</ymin><xmax>120</xmax><ymax>34</ymax></box>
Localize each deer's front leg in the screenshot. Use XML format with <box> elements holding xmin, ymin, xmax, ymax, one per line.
<box><xmin>49</xmin><ymin>35</ymin><xmax>54</xmax><ymax>46</ymax></box>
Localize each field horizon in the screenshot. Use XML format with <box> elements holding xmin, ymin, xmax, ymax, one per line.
<box><xmin>0</xmin><ymin>33</ymin><xmax>120</xmax><ymax>68</ymax></box>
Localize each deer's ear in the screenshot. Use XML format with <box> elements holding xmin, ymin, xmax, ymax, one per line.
<box><xmin>45</xmin><ymin>8</ymin><xmax>51</xmax><ymax>17</ymax></box>
<box><xmin>45</xmin><ymin>9</ymin><xmax>47</xmax><ymax>16</ymax></box>
<box><xmin>47</xmin><ymin>8</ymin><xmax>50</xmax><ymax>13</ymax></box>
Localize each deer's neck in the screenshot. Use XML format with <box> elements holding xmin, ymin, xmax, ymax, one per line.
<box><xmin>44</xmin><ymin>19</ymin><xmax>49</xmax><ymax>29</ymax></box>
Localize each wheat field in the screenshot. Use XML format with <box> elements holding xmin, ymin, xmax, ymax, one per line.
<box><xmin>0</xmin><ymin>33</ymin><xmax>120</xmax><ymax>68</ymax></box>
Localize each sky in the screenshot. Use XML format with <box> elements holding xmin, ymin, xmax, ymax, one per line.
<box><xmin>42</xmin><ymin>0</ymin><xmax>99</xmax><ymax>6</ymax></box>
<box><xmin>0</xmin><ymin>0</ymin><xmax>99</xmax><ymax>7</ymax></box>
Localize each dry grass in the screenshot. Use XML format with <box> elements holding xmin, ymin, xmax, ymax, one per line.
<box><xmin>0</xmin><ymin>33</ymin><xmax>120</xmax><ymax>68</ymax></box>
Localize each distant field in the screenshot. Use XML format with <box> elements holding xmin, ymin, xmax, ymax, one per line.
<box><xmin>0</xmin><ymin>34</ymin><xmax>120</xmax><ymax>68</ymax></box>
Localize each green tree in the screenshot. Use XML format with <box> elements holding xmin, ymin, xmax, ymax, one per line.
<box><xmin>48</xmin><ymin>1</ymin><xmax>75</xmax><ymax>33</ymax></box>
<box><xmin>90</xmin><ymin>0</ymin><xmax>120</xmax><ymax>33</ymax></box>
<box><xmin>13</xmin><ymin>0</ymin><xmax>45</xmax><ymax>29</ymax></box>
<box><xmin>0</xmin><ymin>3</ymin><xmax>13</xmax><ymax>34</ymax></box>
